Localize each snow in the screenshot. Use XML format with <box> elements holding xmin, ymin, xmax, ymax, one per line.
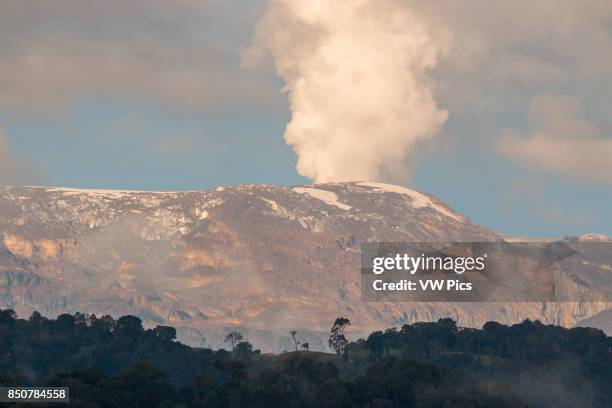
<box><xmin>500</xmin><ymin>235</ymin><xmax>558</xmax><ymax>243</ymax></box>
<box><xmin>39</xmin><ymin>187</ymin><xmax>163</xmax><ymax>198</ymax></box>
<box><xmin>260</xmin><ymin>197</ymin><xmax>296</xmax><ymax>220</ymax></box>
<box><xmin>576</xmin><ymin>233</ymin><xmax>612</xmax><ymax>242</ymax></box>
<box><xmin>260</xmin><ymin>197</ymin><xmax>280</xmax><ymax>212</ymax></box>
<box><xmin>502</xmin><ymin>233</ymin><xmax>612</xmax><ymax>243</ymax></box>
<box><xmin>357</xmin><ymin>182</ymin><xmax>464</xmax><ymax>222</ymax></box>
<box><xmin>20</xmin><ymin>186</ymin><xmax>193</xmax><ymax>196</ymax></box>
<box><xmin>358</xmin><ymin>183</ymin><xmax>429</xmax><ymax>207</ymax></box>
<box><xmin>292</xmin><ymin>187</ymin><xmax>352</xmax><ymax>211</ymax></box>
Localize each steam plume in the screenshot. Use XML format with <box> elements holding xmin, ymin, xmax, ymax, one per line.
<box><xmin>244</xmin><ymin>0</ymin><xmax>449</xmax><ymax>182</ymax></box>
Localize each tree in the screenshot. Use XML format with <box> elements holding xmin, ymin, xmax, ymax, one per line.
<box><xmin>0</xmin><ymin>309</ymin><xmax>16</xmax><ymax>325</ymax></box>
<box><xmin>224</xmin><ymin>331</ymin><xmax>243</xmax><ymax>351</ymax></box>
<box><xmin>233</xmin><ymin>341</ymin><xmax>254</xmax><ymax>360</ymax></box>
<box><xmin>55</xmin><ymin>314</ymin><xmax>76</xmax><ymax>331</ymax></box>
<box><xmin>101</xmin><ymin>362</ymin><xmax>176</xmax><ymax>407</ymax></box>
<box><xmin>365</xmin><ymin>331</ymin><xmax>385</xmax><ymax>357</ymax></box>
<box><xmin>329</xmin><ymin>317</ymin><xmax>350</xmax><ymax>357</ymax></box>
<box><xmin>28</xmin><ymin>311</ymin><xmax>46</xmax><ymax>327</ymax></box>
<box><xmin>290</xmin><ymin>330</ymin><xmax>300</xmax><ymax>351</ymax></box>
<box><xmin>153</xmin><ymin>326</ymin><xmax>177</xmax><ymax>342</ymax></box>
<box><xmin>300</xmin><ymin>342</ymin><xmax>309</xmax><ymax>352</ymax></box>
<box><xmin>115</xmin><ymin>315</ymin><xmax>143</xmax><ymax>339</ymax></box>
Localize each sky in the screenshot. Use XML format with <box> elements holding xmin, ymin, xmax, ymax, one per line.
<box><xmin>0</xmin><ymin>0</ymin><xmax>611</xmax><ymax>237</ymax></box>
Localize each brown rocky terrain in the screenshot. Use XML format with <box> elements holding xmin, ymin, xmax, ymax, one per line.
<box><xmin>0</xmin><ymin>182</ymin><xmax>609</xmax><ymax>351</ymax></box>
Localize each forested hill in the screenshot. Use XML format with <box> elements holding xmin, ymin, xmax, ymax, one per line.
<box><xmin>0</xmin><ymin>309</ymin><xmax>610</xmax><ymax>407</ymax></box>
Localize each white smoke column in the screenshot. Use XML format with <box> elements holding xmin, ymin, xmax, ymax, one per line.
<box><xmin>244</xmin><ymin>0</ymin><xmax>449</xmax><ymax>182</ymax></box>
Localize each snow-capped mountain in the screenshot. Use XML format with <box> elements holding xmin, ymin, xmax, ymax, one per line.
<box><xmin>0</xmin><ymin>182</ymin><xmax>609</xmax><ymax>351</ymax></box>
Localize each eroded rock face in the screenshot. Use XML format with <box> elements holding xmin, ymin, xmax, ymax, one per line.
<box><xmin>0</xmin><ymin>183</ymin><xmax>609</xmax><ymax>351</ymax></box>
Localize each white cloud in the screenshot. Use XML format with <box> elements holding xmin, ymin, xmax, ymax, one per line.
<box><xmin>245</xmin><ymin>0</ymin><xmax>612</xmax><ymax>183</ymax></box>
<box><xmin>244</xmin><ymin>0</ymin><xmax>449</xmax><ymax>183</ymax></box>
<box><xmin>2</xmin><ymin>0</ymin><xmax>612</xmax><ymax>189</ymax></box>
<box><xmin>497</xmin><ymin>95</ymin><xmax>612</xmax><ymax>184</ymax></box>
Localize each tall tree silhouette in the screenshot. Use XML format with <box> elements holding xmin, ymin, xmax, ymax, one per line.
<box><xmin>290</xmin><ymin>330</ymin><xmax>299</xmax><ymax>351</ymax></box>
<box><xmin>329</xmin><ymin>317</ymin><xmax>350</xmax><ymax>357</ymax></box>
<box><xmin>224</xmin><ymin>331</ymin><xmax>243</xmax><ymax>351</ymax></box>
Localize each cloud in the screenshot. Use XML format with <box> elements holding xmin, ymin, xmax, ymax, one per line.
<box><xmin>244</xmin><ymin>0</ymin><xmax>612</xmax><ymax>184</ymax></box>
<box><xmin>497</xmin><ymin>95</ymin><xmax>612</xmax><ymax>184</ymax></box>
<box><xmin>2</xmin><ymin>0</ymin><xmax>611</xmax><ymax>189</ymax></box>
<box><xmin>416</xmin><ymin>1</ymin><xmax>612</xmax><ymax>112</ymax></box>
<box><xmin>244</xmin><ymin>0</ymin><xmax>449</xmax><ymax>183</ymax></box>
<box><xmin>0</xmin><ymin>0</ymin><xmax>282</xmax><ymax>114</ymax></box>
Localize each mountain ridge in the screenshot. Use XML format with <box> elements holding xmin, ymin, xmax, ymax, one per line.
<box><xmin>0</xmin><ymin>182</ymin><xmax>609</xmax><ymax>351</ymax></box>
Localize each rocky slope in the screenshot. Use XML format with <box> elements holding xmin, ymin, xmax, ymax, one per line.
<box><xmin>0</xmin><ymin>182</ymin><xmax>609</xmax><ymax>351</ymax></box>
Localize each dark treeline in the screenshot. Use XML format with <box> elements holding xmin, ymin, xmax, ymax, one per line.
<box><xmin>0</xmin><ymin>309</ymin><xmax>610</xmax><ymax>407</ymax></box>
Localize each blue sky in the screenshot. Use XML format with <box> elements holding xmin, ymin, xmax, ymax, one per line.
<box><xmin>0</xmin><ymin>1</ymin><xmax>611</xmax><ymax>237</ymax></box>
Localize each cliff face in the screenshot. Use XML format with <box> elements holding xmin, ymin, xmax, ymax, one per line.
<box><xmin>0</xmin><ymin>183</ymin><xmax>609</xmax><ymax>351</ymax></box>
